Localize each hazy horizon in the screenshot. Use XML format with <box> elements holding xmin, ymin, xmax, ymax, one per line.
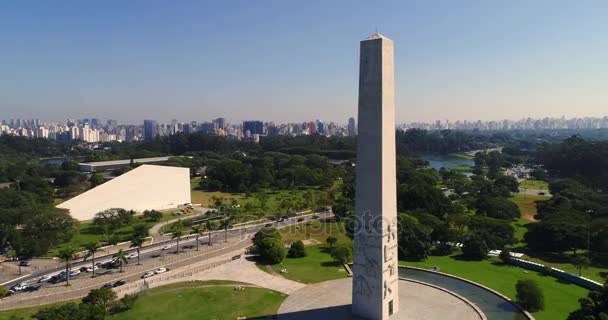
<box><xmin>1</xmin><ymin>1</ymin><xmax>607</xmax><ymax>123</ymax></box>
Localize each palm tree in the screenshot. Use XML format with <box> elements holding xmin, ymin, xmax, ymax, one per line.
<box><xmin>172</xmin><ymin>230</ymin><xmax>183</xmax><ymax>254</ymax></box>
<box><xmin>206</xmin><ymin>220</ymin><xmax>218</xmax><ymax>246</ymax></box>
<box><xmin>56</xmin><ymin>246</ymin><xmax>76</xmax><ymax>286</ymax></box>
<box><xmin>191</xmin><ymin>225</ymin><xmax>202</xmax><ymax>251</ymax></box>
<box><xmin>130</xmin><ymin>237</ymin><xmax>145</xmax><ymax>265</ymax></box>
<box><xmin>114</xmin><ymin>249</ymin><xmax>128</xmax><ymax>273</ymax></box>
<box><xmin>83</xmin><ymin>242</ymin><xmax>101</xmax><ymax>278</ymax></box>
<box><xmin>221</xmin><ymin>216</ymin><xmax>234</xmax><ymax>243</ymax></box>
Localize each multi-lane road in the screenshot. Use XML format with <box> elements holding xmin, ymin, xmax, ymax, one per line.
<box><xmin>3</xmin><ymin>211</ymin><xmax>331</xmax><ymax>294</ymax></box>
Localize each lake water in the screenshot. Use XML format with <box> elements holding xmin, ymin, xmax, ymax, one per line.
<box><xmin>420</xmin><ymin>154</ymin><xmax>474</xmax><ymax>171</ymax></box>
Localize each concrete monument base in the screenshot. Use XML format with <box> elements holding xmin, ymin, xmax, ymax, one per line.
<box><xmin>277</xmin><ymin>278</ymin><xmax>484</xmax><ymax>320</ymax></box>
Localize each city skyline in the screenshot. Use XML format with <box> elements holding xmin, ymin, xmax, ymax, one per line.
<box><xmin>2</xmin><ymin>1</ymin><xmax>608</xmax><ymax>123</ymax></box>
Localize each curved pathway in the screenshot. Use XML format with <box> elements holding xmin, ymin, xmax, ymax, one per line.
<box><xmin>277</xmin><ymin>278</ymin><xmax>483</xmax><ymax>320</ymax></box>
<box><xmin>192</xmin><ymin>255</ymin><xmax>305</xmax><ymax>295</ymax></box>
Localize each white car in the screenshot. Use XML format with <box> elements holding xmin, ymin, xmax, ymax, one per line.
<box><xmin>142</xmin><ymin>271</ymin><xmax>154</xmax><ymax>279</ymax></box>
<box><xmin>86</xmin><ymin>266</ymin><xmax>99</xmax><ymax>273</ymax></box>
<box><xmin>69</xmin><ymin>269</ymin><xmax>81</xmax><ymax>277</ymax></box>
<box><xmin>155</xmin><ymin>267</ymin><xmax>167</xmax><ymax>274</ymax></box>
<box><xmin>161</xmin><ymin>244</ymin><xmax>172</xmax><ymax>251</ymax></box>
<box><xmin>127</xmin><ymin>253</ymin><xmax>138</xmax><ymax>259</ymax></box>
<box><xmin>12</xmin><ymin>282</ymin><xmax>29</xmax><ymax>291</ymax></box>
<box><xmin>37</xmin><ymin>275</ymin><xmax>52</xmax><ymax>283</ymax></box>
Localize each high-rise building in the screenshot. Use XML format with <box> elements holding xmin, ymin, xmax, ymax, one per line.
<box><xmin>242</xmin><ymin>120</ymin><xmax>263</xmax><ymax>136</ymax></box>
<box><xmin>348</xmin><ymin>117</ymin><xmax>357</xmax><ymax>136</ymax></box>
<box><xmin>214</xmin><ymin>118</ymin><xmax>226</xmax><ymax>130</ymax></box>
<box><xmin>143</xmin><ymin>120</ymin><xmax>158</xmax><ymax>141</ymax></box>
<box><xmin>352</xmin><ymin>34</ymin><xmax>399</xmax><ymax>319</ymax></box>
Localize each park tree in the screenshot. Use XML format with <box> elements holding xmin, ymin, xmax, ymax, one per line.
<box><xmin>530</xmin><ymin>168</ymin><xmax>547</xmax><ymax>181</ymax></box>
<box><xmin>572</xmin><ymin>255</ymin><xmax>590</xmax><ymax>276</ymax></box>
<box><xmin>253</xmin><ymin>228</ymin><xmax>286</xmax><ymax>264</ymax></box>
<box><xmin>143</xmin><ymin>210</ymin><xmax>163</xmax><ymax>222</ymax></box>
<box><xmin>331</xmin><ymin>244</ymin><xmax>353</xmax><ymax>264</ymax></box>
<box><xmin>499</xmin><ymin>247</ymin><xmax>512</xmax><ymax>264</ymax></box>
<box><xmin>132</xmin><ymin>223</ymin><xmax>149</xmax><ymax>238</ymax></box>
<box><xmin>397</xmin><ymin>216</ymin><xmax>431</xmax><ymax>261</ymax></box>
<box><xmin>493</xmin><ymin>175</ymin><xmax>520</xmax><ymax>196</ymax></box>
<box><xmin>462</xmin><ymin>236</ymin><xmax>489</xmax><ymax>260</ymax></box>
<box><xmin>82</xmin><ymin>287</ymin><xmax>117</xmax><ymax>311</ymax></box>
<box><xmin>0</xmin><ymin>286</ymin><xmax>9</xmax><ymax>299</ymax></box>
<box><xmin>516</xmin><ymin>279</ymin><xmax>545</xmax><ymax>312</ymax></box>
<box><xmin>567</xmin><ymin>281</ymin><xmax>608</xmax><ymax>320</ymax></box>
<box><xmin>89</xmin><ymin>174</ymin><xmax>105</xmax><ymax>187</ymax></box>
<box><xmin>257</xmin><ymin>237</ymin><xmax>286</xmax><ymax>264</ymax></box>
<box><xmin>476</xmin><ymin>197</ymin><xmax>520</xmax><ymax>220</ymax></box>
<box><xmin>33</xmin><ymin>303</ymin><xmax>85</xmax><ymax>320</ymax></box>
<box><xmin>287</xmin><ymin>240</ymin><xmax>306</xmax><ymax>258</ymax></box>
<box><xmin>326</xmin><ymin>236</ymin><xmax>338</xmax><ymax>248</ymax></box>
<box><xmin>525</xmin><ymin>220</ymin><xmax>586</xmax><ymax>254</ymax></box>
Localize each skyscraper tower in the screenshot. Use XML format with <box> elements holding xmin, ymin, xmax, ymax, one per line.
<box><xmin>143</xmin><ymin>120</ymin><xmax>158</xmax><ymax>141</ymax></box>
<box><xmin>352</xmin><ymin>34</ymin><xmax>399</xmax><ymax>319</ymax></box>
<box><xmin>348</xmin><ymin>117</ymin><xmax>357</xmax><ymax>136</ymax></box>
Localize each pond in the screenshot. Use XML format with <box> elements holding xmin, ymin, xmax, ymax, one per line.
<box><xmin>420</xmin><ymin>154</ymin><xmax>474</xmax><ymax>171</ymax></box>
<box><xmin>399</xmin><ymin>267</ymin><xmax>529</xmax><ymax>320</ymax></box>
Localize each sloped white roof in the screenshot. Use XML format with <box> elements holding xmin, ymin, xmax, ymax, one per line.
<box><xmin>57</xmin><ymin>165</ymin><xmax>191</xmax><ymax>221</ymax></box>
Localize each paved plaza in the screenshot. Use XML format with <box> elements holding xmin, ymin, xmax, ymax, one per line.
<box><xmin>277</xmin><ymin>278</ymin><xmax>484</xmax><ymax>320</ymax></box>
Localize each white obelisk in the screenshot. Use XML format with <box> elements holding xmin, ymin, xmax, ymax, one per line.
<box><xmin>352</xmin><ymin>34</ymin><xmax>399</xmax><ymax>319</ymax></box>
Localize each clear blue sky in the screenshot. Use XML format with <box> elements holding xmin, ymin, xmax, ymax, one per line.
<box><xmin>1</xmin><ymin>0</ymin><xmax>607</xmax><ymax>124</ymax></box>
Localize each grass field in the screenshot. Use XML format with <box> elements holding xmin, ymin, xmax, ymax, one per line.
<box><xmin>111</xmin><ymin>282</ymin><xmax>286</xmax><ymax>320</ymax></box>
<box><xmin>448</xmin><ymin>152</ymin><xmax>475</xmax><ymax>160</ymax></box>
<box><xmin>279</xmin><ymin>220</ymin><xmax>351</xmax><ymax>245</ymax></box>
<box><xmin>256</xmin><ymin>220</ymin><xmax>352</xmax><ymax>284</ymax></box>
<box><xmin>519</xmin><ymin>179</ymin><xmax>549</xmax><ymax>190</ymax></box>
<box><xmin>402</xmin><ymin>255</ymin><xmax>589</xmax><ymax>320</ymax></box>
<box><xmin>449</xmin><ymin>165</ymin><xmax>473</xmax><ymax>173</ymax></box>
<box><xmin>263</xmin><ymin>245</ymin><xmax>349</xmax><ymax>284</ymax></box>
<box><xmin>0</xmin><ymin>300</ymin><xmax>80</xmax><ymax>320</ymax></box>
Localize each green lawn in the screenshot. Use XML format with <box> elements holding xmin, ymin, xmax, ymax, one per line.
<box><xmin>263</xmin><ymin>245</ymin><xmax>349</xmax><ymax>284</ymax></box>
<box><xmin>111</xmin><ymin>282</ymin><xmax>286</xmax><ymax>320</ymax></box>
<box><xmin>448</xmin><ymin>152</ymin><xmax>475</xmax><ymax>160</ymax></box>
<box><xmin>279</xmin><ymin>220</ymin><xmax>351</xmax><ymax>245</ymax></box>
<box><xmin>255</xmin><ymin>220</ymin><xmax>352</xmax><ymax>284</ymax></box>
<box><xmin>191</xmin><ymin>178</ymin><xmax>332</xmax><ymax>218</ymax></box>
<box><xmin>519</xmin><ymin>179</ymin><xmax>549</xmax><ymax>190</ymax></box>
<box><xmin>450</xmin><ymin>165</ymin><xmax>473</xmax><ymax>173</ymax></box>
<box><xmin>0</xmin><ymin>300</ymin><xmax>80</xmax><ymax>320</ymax></box>
<box><xmin>402</xmin><ymin>255</ymin><xmax>589</xmax><ymax>320</ymax></box>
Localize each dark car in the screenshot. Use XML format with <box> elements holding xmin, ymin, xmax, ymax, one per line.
<box><xmin>19</xmin><ymin>260</ymin><xmax>32</xmax><ymax>267</ymax></box>
<box><xmin>102</xmin><ymin>283</ymin><xmax>113</xmax><ymax>289</ymax></box>
<box><xmin>23</xmin><ymin>285</ymin><xmax>40</xmax><ymax>292</ymax></box>
<box><xmin>264</xmin><ymin>223</ymin><xmax>272</xmax><ymax>228</ymax></box>
<box><xmin>297</xmin><ymin>218</ymin><xmax>304</xmax><ymax>222</ymax></box>
<box><xmin>79</xmin><ymin>266</ymin><xmax>88</xmax><ymax>272</ymax></box>
<box><xmin>113</xmin><ymin>280</ymin><xmax>126</xmax><ymax>287</ymax></box>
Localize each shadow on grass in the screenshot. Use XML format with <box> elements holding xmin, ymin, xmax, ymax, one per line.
<box><xmin>249</xmin><ymin>305</ymin><xmax>364</xmax><ymax>320</ymax></box>
<box><xmin>320</xmin><ymin>261</ymin><xmax>342</xmax><ymax>267</ymax></box>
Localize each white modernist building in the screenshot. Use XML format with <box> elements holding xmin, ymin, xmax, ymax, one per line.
<box><xmin>57</xmin><ymin>165</ymin><xmax>191</xmax><ymax>221</ymax></box>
